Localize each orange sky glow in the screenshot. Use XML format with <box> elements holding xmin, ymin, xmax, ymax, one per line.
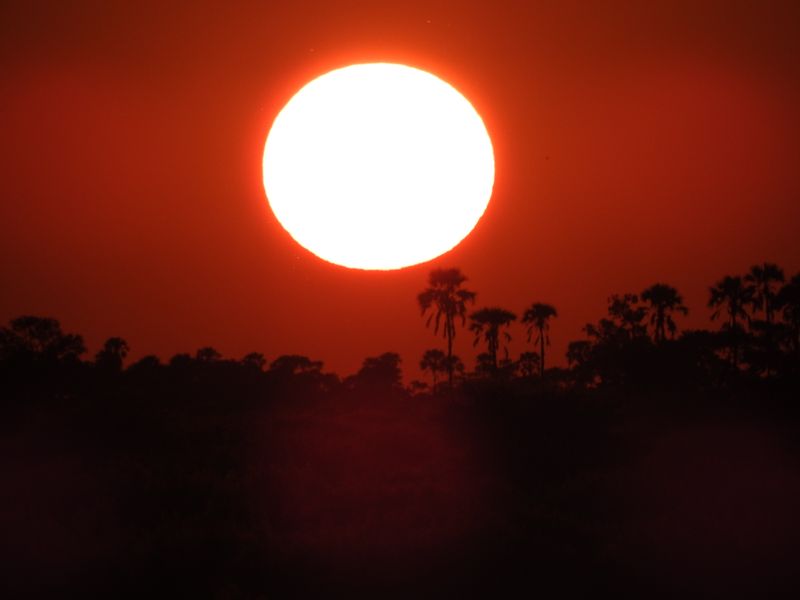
<box><xmin>1</xmin><ymin>1</ymin><xmax>799</xmax><ymax>380</ymax></box>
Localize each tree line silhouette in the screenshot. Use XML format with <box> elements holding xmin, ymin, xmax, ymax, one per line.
<box><xmin>1</xmin><ymin>261</ymin><xmax>798</xmax><ymax>398</ymax></box>
<box><xmin>416</xmin><ymin>262</ymin><xmax>799</xmax><ymax>394</ymax></box>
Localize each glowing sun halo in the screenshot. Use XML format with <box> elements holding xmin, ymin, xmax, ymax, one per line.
<box><xmin>262</xmin><ymin>63</ymin><xmax>495</xmax><ymax>270</ymax></box>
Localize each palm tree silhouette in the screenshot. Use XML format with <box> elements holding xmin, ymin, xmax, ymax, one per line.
<box><xmin>779</xmin><ymin>273</ymin><xmax>800</xmax><ymax>361</ymax></box>
<box><xmin>444</xmin><ymin>354</ymin><xmax>465</xmax><ymax>382</ymax></box>
<box><xmin>745</xmin><ymin>263</ymin><xmax>785</xmax><ymax>376</ymax></box>
<box><xmin>418</xmin><ymin>268</ymin><xmax>476</xmax><ymax>388</ymax></box>
<box><xmin>641</xmin><ymin>284</ymin><xmax>688</xmax><ymax>344</ymax></box>
<box><xmin>709</xmin><ymin>275</ymin><xmax>753</xmax><ymax>369</ymax></box>
<box><xmin>518</xmin><ymin>351</ymin><xmax>541</xmax><ymax>378</ymax></box>
<box><xmin>420</xmin><ymin>348</ymin><xmax>447</xmax><ymax>393</ymax></box>
<box><xmin>521</xmin><ymin>302</ymin><xmax>557</xmax><ymax>377</ymax></box>
<box><xmin>607</xmin><ymin>294</ymin><xmax>648</xmax><ymax>339</ymax></box>
<box><xmin>469</xmin><ymin>307</ymin><xmax>517</xmax><ymax>372</ymax></box>
<box><xmin>745</xmin><ymin>262</ymin><xmax>784</xmax><ymax>325</ymax></box>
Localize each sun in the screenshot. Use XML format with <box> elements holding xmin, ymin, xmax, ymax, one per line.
<box><xmin>262</xmin><ymin>63</ymin><xmax>495</xmax><ymax>270</ymax></box>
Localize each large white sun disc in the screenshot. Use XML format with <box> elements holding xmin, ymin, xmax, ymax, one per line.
<box><xmin>262</xmin><ymin>63</ymin><xmax>495</xmax><ymax>270</ymax></box>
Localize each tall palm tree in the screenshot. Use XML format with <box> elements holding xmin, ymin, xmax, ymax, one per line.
<box><xmin>521</xmin><ymin>302</ymin><xmax>558</xmax><ymax>376</ymax></box>
<box><xmin>709</xmin><ymin>275</ymin><xmax>753</xmax><ymax>369</ymax></box>
<box><xmin>745</xmin><ymin>262</ymin><xmax>784</xmax><ymax>325</ymax></box>
<box><xmin>418</xmin><ymin>268</ymin><xmax>476</xmax><ymax>388</ymax></box>
<box><xmin>640</xmin><ymin>283</ymin><xmax>688</xmax><ymax>344</ymax></box>
<box><xmin>469</xmin><ymin>307</ymin><xmax>517</xmax><ymax>372</ymax></box>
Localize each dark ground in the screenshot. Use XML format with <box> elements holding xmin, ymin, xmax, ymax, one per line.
<box><xmin>2</xmin><ymin>369</ymin><xmax>799</xmax><ymax>599</ymax></box>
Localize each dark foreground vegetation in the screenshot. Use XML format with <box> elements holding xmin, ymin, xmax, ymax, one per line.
<box><xmin>2</xmin><ymin>262</ymin><xmax>800</xmax><ymax>598</ymax></box>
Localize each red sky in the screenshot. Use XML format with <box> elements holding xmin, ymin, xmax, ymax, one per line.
<box><xmin>1</xmin><ymin>1</ymin><xmax>799</xmax><ymax>380</ymax></box>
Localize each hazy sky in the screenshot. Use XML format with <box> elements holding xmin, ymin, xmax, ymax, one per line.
<box><xmin>1</xmin><ymin>1</ymin><xmax>799</xmax><ymax>379</ymax></box>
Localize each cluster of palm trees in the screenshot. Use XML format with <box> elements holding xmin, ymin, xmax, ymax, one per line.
<box><xmin>708</xmin><ymin>262</ymin><xmax>798</xmax><ymax>372</ymax></box>
<box><xmin>417</xmin><ymin>262</ymin><xmax>800</xmax><ymax>391</ymax></box>
<box><xmin>417</xmin><ymin>268</ymin><xmax>558</xmax><ymax>390</ymax></box>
